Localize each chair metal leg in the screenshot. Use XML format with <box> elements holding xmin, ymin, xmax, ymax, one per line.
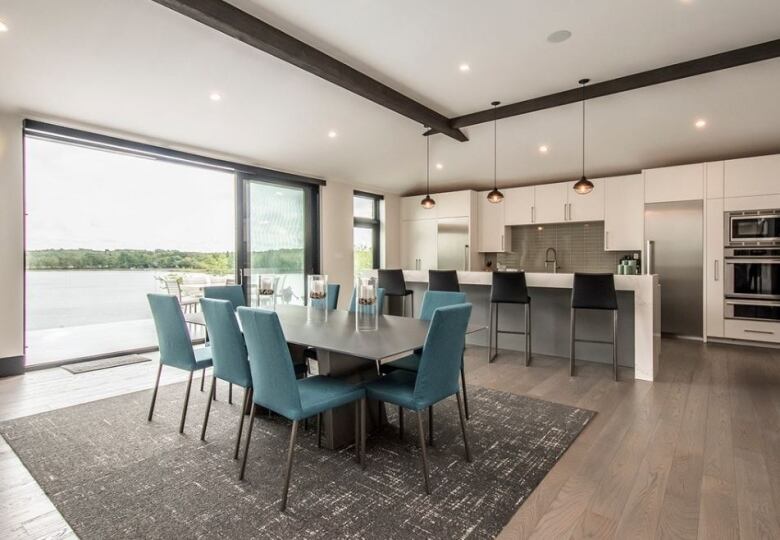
<box><xmin>428</xmin><ymin>406</ymin><xmax>434</xmax><ymax>447</ymax></box>
<box><xmin>456</xmin><ymin>392</ymin><xmax>472</xmax><ymax>463</ymax></box>
<box><xmin>460</xmin><ymin>356</ymin><xmax>470</xmax><ymax>420</ymax></box>
<box><xmin>488</xmin><ymin>302</ymin><xmax>494</xmax><ymax>362</ymax></box>
<box><xmin>280</xmin><ymin>420</ymin><xmax>299</xmax><ymax>512</ymax></box>
<box><xmin>147</xmin><ymin>363</ymin><xmax>163</xmax><ymax>421</ymax></box>
<box><xmin>525</xmin><ymin>303</ymin><xmax>532</xmax><ymax>367</ymax></box>
<box><xmin>613</xmin><ymin>310</ymin><xmax>619</xmax><ymax>381</ymax></box>
<box><xmin>229</xmin><ymin>383</ymin><xmax>233</xmax><ymax>405</ymax></box>
<box><xmin>239</xmin><ymin>402</ymin><xmax>257</xmax><ymax>480</ymax></box>
<box><xmin>360</xmin><ymin>398</ymin><xmax>366</xmax><ymax>469</ymax></box>
<box><xmin>179</xmin><ymin>371</ymin><xmax>194</xmax><ymax>434</ymax></box>
<box><xmin>212</xmin><ymin>376</ymin><xmax>217</xmax><ymax>401</ymax></box>
<box><xmin>416</xmin><ymin>411</ymin><xmax>431</xmax><ymax>495</ymax></box>
<box><xmin>234</xmin><ymin>388</ymin><xmax>251</xmax><ymax>460</ymax></box>
<box><xmin>200</xmin><ymin>368</ymin><xmax>205</xmax><ymax>391</ymax></box>
<box><xmin>200</xmin><ymin>376</ymin><xmax>216</xmax><ymax>441</ymax></box>
<box><xmin>570</xmin><ymin>308</ymin><xmax>576</xmax><ymax>377</ymax></box>
<box><xmin>354</xmin><ymin>402</ymin><xmax>360</xmax><ymax>462</ymax></box>
<box><xmin>317</xmin><ymin>412</ymin><xmax>323</xmax><ymax>449</ymax></box>
<box><xmin>399</xmin><ymin>406</ymin><xmax>404</xmax><ymax>441</ymax></box>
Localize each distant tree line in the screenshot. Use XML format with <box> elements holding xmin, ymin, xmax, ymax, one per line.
<box><xmin>26</xmin><ymin>248</ymin><xmax>305</xmax><ymax>275</ymax></box>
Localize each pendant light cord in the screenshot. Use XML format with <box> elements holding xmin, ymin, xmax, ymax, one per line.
<box><xmin>581</xmin><ymin>81</ymin><xmax>586</xmax><ymax>178</ymax></box>
<box><xmin>426</xmin><ymin>133</ymin><xmax>431</xmax><ymax>195</ymax></box>
<box><xmin>493</xmin><ymin>103</ymin><xmax>498</xmax><ymax>189</ymax></box>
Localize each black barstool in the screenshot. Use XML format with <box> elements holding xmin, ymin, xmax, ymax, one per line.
<box><xmin>489</xmin><ymin>271</ymin><xmax>531</xmax><ymax>365</ymax></box>
<box><xmin>428</xmin><ymin>270</ymin><xmax>460</xmax><ymax>292</ymax></box>
<box><xmin>378</xmin><ymin>269</ymin><xmax>413</xmax><ymax>317</ymax></box>
<box><xmin>570</xmin><ymin>273</ymin><xmax>619</xmax><ymax>381</ymax></box>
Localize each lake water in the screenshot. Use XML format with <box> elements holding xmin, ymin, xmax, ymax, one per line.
<box><xmin>26</xmin><ymin>270</ymin><xmax>306</xmax><ymax>330</ymax></box>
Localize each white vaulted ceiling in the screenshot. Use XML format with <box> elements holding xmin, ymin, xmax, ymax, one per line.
<box><xmin>1</xmin><ymin>0</ymin><xmax>779</xmax><ymax>194</ymax></box>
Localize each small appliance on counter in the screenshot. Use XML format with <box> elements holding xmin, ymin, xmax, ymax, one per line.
<box><xmin>617</xmin><ymin>254</ymin><xmax>641</xmax><ymax>275</ymax></box>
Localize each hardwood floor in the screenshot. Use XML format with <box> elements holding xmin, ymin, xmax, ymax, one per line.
<box><xmin>1</xmin><ymin>339</ymin><xmax>779</xmax><ymax>539</ymax></box>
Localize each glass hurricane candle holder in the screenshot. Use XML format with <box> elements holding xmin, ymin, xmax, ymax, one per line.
<box><xmin>307</xmin><ymin>274</ymin><xmax>328</xmax><ymax>323</ymax></box>
<box><xmin>257</xmin><ymin>274</ymin><xmax>276</xmax><ymax>311</ymax></box>
<box><xmin>355</xmin><ymin>276</ymin><xmax>378</xmax><ymax>331</ymax></box>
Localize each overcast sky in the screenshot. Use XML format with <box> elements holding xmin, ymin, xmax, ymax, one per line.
<box><xmin>25</xmin><ymin>137</ymin><xmax>237</xmax><ymax>252</ymax></box>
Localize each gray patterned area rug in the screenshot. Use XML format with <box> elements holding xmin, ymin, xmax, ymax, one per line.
<box><xmin>0</xmin><ymin>382</ymin><xmax>594</xmax><ymax>539</ymax></box>
<box><xmin>61</xmin><ymin>354</ymin><xmax>152</xmax><ymax>374</ymax></box>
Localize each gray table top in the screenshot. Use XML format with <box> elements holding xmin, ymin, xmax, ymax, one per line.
<box><xmin>185</xmin><ymin>305</ymin><xmax>484</xmax><ymax>361</ymax></box>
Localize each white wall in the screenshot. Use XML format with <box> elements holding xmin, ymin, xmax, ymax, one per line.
<box><xmin>0</xmin><ymin>113</ymin><xmax>24</xmax><ymax>369</ymax></box>
<box><xmin>320</xmin><ymin>179</ymin><xmax>400</xmax><ymax>309</ymax></box>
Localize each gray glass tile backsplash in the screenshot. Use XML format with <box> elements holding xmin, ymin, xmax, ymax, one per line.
<box><xmin>488</xmin><ymin>221</ymin><xmax>639</xmax><ymax>273</ymax></box>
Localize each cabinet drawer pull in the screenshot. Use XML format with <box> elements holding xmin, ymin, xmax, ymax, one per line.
<box><xmin>714</xmin><ymin>259</ymin><xmax>719</xmax><ymax>281</ymax></box>
<box><xmin>744</xmin><ymin>329</ymin><xmax>774</xmax><ymax>335</ymax></box>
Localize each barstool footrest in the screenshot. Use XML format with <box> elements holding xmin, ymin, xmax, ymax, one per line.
<box><xmin>573</xmin><ymin>338</ymin><xmax>615</xmax><ymax>345</ymax></box>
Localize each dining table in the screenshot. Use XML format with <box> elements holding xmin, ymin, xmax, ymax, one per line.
<box><xmin>185</xmin><ymin>304</ymin><xmax>485</xmax><ymax>449</ymax></box>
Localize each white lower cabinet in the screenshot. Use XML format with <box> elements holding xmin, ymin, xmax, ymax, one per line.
<box><xmin>604</xmin><ymin>174</ymin><xmax>644</xmax><ymax>251</ymax></box>
<box><xmin>401</xmin><ymin>219</ymin><xmax>437</xmax><ymax>270</ymax></box>
<box><xmin>724</xmin><ymin>319</ymin><xmax>780</xmax><ymax>344</ymax></box>
<box><xmin>705</xmin><ymin>198</ymin><xmax>724</xmax><ymax>338</ymax></box>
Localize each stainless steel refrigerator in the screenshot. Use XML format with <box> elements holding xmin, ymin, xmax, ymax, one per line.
<box><xmin>437</xmin><ymin>218</ymin><xmax>469</xmax><ymax>271</ymax></box>
<box><xmin>644</xmin><ymin>200</ymin><xmax>703</xmax><ymax>338</ymax></box>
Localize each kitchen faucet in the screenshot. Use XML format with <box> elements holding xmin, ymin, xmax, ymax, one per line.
<box><xmin>544</xmin><ymin>247</ymin><xmax>559</xmax><ymax>273</ymax></box>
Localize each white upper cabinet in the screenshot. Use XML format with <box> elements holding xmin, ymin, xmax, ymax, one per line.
<box><xmin>478</xmin><ymin>191</ymin><xmax>510</xmax><ymax>252</ymax></box>
<box><xmin>504</xmin><ymin>186</ymin><xmax>535</xmax><ymax>225</ymax></box>
<box><xmin>705</xmin><ymin>161</ymin><xmax>724</xmax><ymax>199</ymax></box>
<box><xmin>434</xmin><ymin>190</ymin><xmax>472</xmax><ymax>218</ymax></box>
<box><xmin>604</xmin><ymin>174</ymin><xmax>644</xmax><ymax>251</ymax></box>
<box><xmin>724</xmin><ymin>154</ymin><xmax>780</xmax><ymax>198</ymax></box>
<box><xmin>401</xmin><ymin>218</ymin><xmax>438</xmax><ymax>271</ymax></box>
<box><xmin>401</xmin><ymin>195</ymin><xmax>437</xmax><ymax>220</ymax></box>
<box><xmin>644</xmin><ymin>164</ymin><xmax>705</xmax><ymax>203</ymax></box>
<box><xmin>533</xmin><ymin>182</ymin><xmax>567</xmax><ymax>224</ymax></box>
<box><xmin>566</xmin><ymin>178</ymin><xmax>605</xmax><ymax>222</ymax></box>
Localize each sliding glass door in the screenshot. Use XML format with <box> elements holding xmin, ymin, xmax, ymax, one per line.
<box><xmin>240</xmin><ymin>176</ymin><xmax>320</xmax><ymax>306</ymax></box>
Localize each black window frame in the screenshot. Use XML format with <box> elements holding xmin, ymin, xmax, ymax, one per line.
<box><xmin>353</xmin><ymin>190</ymin><xmax>382</xmax><ymax>271</ymax></box>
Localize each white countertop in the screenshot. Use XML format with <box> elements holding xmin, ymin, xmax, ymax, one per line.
<box><xmin>398</xmin><ymin>270</ymin><xmax>655</xmax><ymax>292</ymax></box>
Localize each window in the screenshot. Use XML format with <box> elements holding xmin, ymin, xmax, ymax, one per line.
<box><xmin>22</xmin><ymin>120</ymin><xmax>322</xmax><ymax>368</ymax></box>
<box><xmin>353</xmin><ymin>192</ymin><xmax>381</xmax><ymax>275</ymax></box>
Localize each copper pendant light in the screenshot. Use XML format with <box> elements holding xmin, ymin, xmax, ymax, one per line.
<box><xmin>486</xmin><ymin>101</ymin><xmax>504</xmax><ymax>203</ymax></box>
<box><xmin>420</xmin><ymin>129</ymin><xmax>436</xmax><ymax>209</ymax></box>
<box><xmin>572</xmin><ymin>78</ymin><xmax>594</xmax><ymax>195</ymax></box>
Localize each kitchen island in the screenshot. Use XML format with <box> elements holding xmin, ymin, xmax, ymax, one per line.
<box><xmin>381</xmin><ymin>271</ymin><xmax>660</xmax><ymax>382</ymax></box>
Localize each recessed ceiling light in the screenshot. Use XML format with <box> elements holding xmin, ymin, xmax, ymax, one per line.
<box><xmin>0</xmin><ymin>20</ymin><xmax>8</xmax><ymax>33</ymax></box>
<box><xmin>695</xmin><ymin>118</ymin><xmax>707</xmax><ymax>129</ymax></box>
<box><xmin>539</xmin><ymin>145</ymin><xmax>549</xmax><ymax>154</ymax></box>
<box><xmin>459</xmin><ymin>63</ymin><xmax>470</xmax><ymax>73</ymax></box>
<box><xmin>328</xmin><ymin>130</ymin><xmax>338</xmax><ymax>139</ymax></box>
<box><xmin>435</xmin><ymin>163</ymin><xmax>443</xmax><ymax>170</ymax></box>
<box><xmin>547</xmin><ymin>30</ymin><xmax>572</xmax><ymax>43</ymax></box>
<box><xmin>209</xmin><ymin>92</ymin><xmax>222</xmax><ymax>102</ymax></box>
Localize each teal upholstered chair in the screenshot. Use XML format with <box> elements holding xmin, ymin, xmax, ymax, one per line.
<box><xmin>203</xmin><ymin>285</ymin><xmax>247</xmax><ymax>401</ymax></box>
<box><xmin>147</xmin><ymin>294</ymin><xmax>213</xmax><ymax>434</ymax></box>
<box><xmin>381</xmin><ymin>291</ymin><xmax>472</xmax><ymax>431</ymax></box>
<box><xmin>199</xmin><ymin>298</ymin><xmax>254</xmax><ymax>459</ymax></box>
<box><xmin>203</xmin><ymin>285</ymin><xmax>246</xmax><ymax>310</ymax></box>
<box><xmin>237</xmin><ymin>307</ymin><xmax>366</xmax><ymax>511</ymax></box>
<box><xmin>347</xmin><ymin>287</ymin><xmax>387</xmax><ymax>314</ymax></box>
<box><xmin>364</xmin><ymin>303</ymin><xmax>473</xmax><ymax>494</ymax></box>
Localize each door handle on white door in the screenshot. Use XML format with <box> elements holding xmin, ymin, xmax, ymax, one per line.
<box><xmin>714</xmin><ymin>259</ymin><xmax>719</xmax><ymax>281</ymax></box>
<box><xmin>531</xmin><ymin>206</ymin><xmax>535</xmax><ymax>223</ymax></box>
<box><xmin>605</xmin><ymin>231</ymin><xmax>609</xmax><ymax>249</ymax></box>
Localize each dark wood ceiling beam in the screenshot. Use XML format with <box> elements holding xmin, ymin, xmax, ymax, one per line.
<box><xmin>427</xmin><ymin>38</ymin><xmax>780</xmax><ymax>134</ymax></box>
<box><xmin>152</xmin><ymin>0</ymin><xmax>468</xmax><ymax>142</ymax></box>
